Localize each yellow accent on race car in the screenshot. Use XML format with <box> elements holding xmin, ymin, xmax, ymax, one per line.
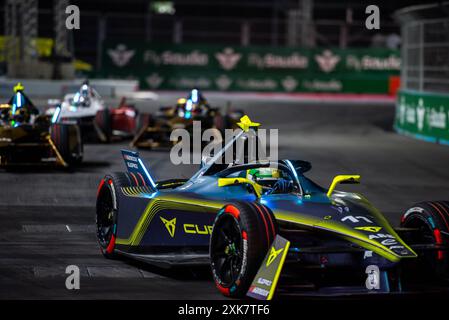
<box><xmin>160</xmin><ymin>217</ymin><xmax>176</xmax><ymax>237</ymax></box>
<box><xmin>355</xmin><ymin>226</ymin><xmax>382</xmax><ymax>232</ymax></box>
<box><xmin>266</xmin><ymin>246</ymin><xmax>284</xmax><ymax>267</ymax></box>
<box><xmin>115</xmin><ymin>195</ymin><xmax>224</xmax><ymax>246</ymax></box>
<box><xmin>14</xmin><ymin>82</ymin><xmax>24</xmax><ymax>92</ymax></box>
<box><xmin>47</xmin><ymin>135</ymin><xmax>68</xmax><ymax>167</ymax></box>
<box><xmin>327</xmin><ymin>175</ymin><xmax>361</xmax><ymax>197</ymax></box>
<box><xmin>237</xmin><ymin>115</ymin><xmax>260</xmax><ymax>132</ymax></box>
<box><xmin>267</xmin><ymin>240</ymin><xmax>290</xmax><ymax>300</ymax></box>
<box><xmin>274</xmin><ymin>208</ymin><xmax>417</xmax><ymax>262</ymax></box>
<box><xmin>218</xmin><ymin>177</ymin><xmax>263</xmax><ymax>198</ymax></box>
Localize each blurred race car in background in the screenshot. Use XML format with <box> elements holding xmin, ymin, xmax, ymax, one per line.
<box><xmin>96</xmin><ymin>116</ymin><xmax>449</xmax><ymax>299</ymax></box>
<box><xmin>46</xmin><ymin>81</ymin><xmax>138</xmax><ymax>143</ymax></box>
<box><xmin>131</xmin><ymin>89</ymin><xmax>243</xmax><ymax>149</ymax></box>
<box><xmin>0</xmin><ymin>83</ymin><xmax>83</xmax><ymax>167</ymax></box>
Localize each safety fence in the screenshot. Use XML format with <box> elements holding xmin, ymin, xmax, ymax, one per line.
<box><xmin>395</xmin><ymin>3</ymin><xmax>449</xmax><ymax>145</ymax></box>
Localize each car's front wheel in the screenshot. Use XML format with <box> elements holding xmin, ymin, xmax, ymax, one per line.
<box><xmin>210</xmin><ymin>202</ymin><xmax>277</xmax><ymax>298</ymax></box>
<box><xmin>96</xmin><ymin>172</ymin><xmax>140</xmax><ymax>258</ymax></box>
<box><xmin>401</xmin><ymin>201</ymin><xmax>449</xmax><ymax>280</ymax></box>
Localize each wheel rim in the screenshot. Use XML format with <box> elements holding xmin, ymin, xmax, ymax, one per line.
<box><xmin>96</xmin><ymin>184</ymin><xmax>115</xmax><ymax>248</ymax></box>
<box><xmin>405</xmin><ymin>215</ymin><xmax>438</xmax><ymax>263</ymax></box>
<box><xmin>405</xmin><ymin>216</ymin><xmax>435</xmax><ymax>244</ymax></box>
<box><xmin>211</xmin><ymin>214</ymin><xmax>243</xmax><ymax>287</ymax></box>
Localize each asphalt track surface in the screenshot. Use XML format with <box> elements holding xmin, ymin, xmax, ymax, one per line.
<box><xmin>1</xmin><ymin>93</ymin><xmax>449</xmax><ymax>299</ymax></box>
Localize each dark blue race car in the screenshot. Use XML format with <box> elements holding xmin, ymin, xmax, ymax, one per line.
<box><xmin>96</xmin><ymin>116</ymin><xmax>449</xmax><ymax>299</ymax></box>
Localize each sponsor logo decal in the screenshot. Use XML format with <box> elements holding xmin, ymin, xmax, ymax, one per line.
<box><xmin>146</xmin><ymin>73</ymin><xmax>164</xmax><ymax>89</ymax></box>
<box><xmin>368</xmin><ymin>233</ymin><xmax>406</xmax><ymax>251</ymax></box>
<box><xmin>108</xmin><ymin>44</ymin><xmax>135</xmax><ymax>67</ymax></box>
<box><xmin>281</xmin><ymin>76</ymin><xmax>298</xmax><ymax>92</ymax></box>
<box><xmin>428</xmin><ymin>107</ymin><xmax>447</xmax><ymax>129</ymax></box>
<box><xmin>404</xmin><ymin>206</ymin><xmax>424</xmax><ymax>219</ymax></box>
<box><xmin>355</xmin><ymin>226</ymin><xmax>382</xmax><ymax>232</ymax></box>
<box><xmin>215</xmin><ymin>48</ymin><xmax>242</xmax><ymax>70</ymax></box>
<box><xmin>160</xmin><ymin>217</ymin><xmax>176</xmax><ymax>238</ymax></box>
<box><xmin>215</xmin><ymin>75</ymin><xmax>232</xmax><ymax>91</ymax></box>
<box><xmin>365</xmin><ymin>265</ymin><xmax>380</xmax><ymax>290</ymax></box>
<box><xmin>249</xmin><ymin>286</ymin><xmax>269</xmax><ymax>297</ymax></box>
<box><xmin>266</xmin><ymin>246</ymin><xmax>284</xmax><ymax>267</ymax></box>
<box><xmin>346</xmin><ymin>54</ymin><xmax>400</xmax><ymax>71</ymax></box>
<box><xmin>144</xmin><ymin>50</ymin><xmax>209</xmax><ymax>66</ymax></box>
<box><xmin>315</xmin><ymin>50</ymin><xmax>340</xmax><ymax>73</ymax></box>
<box><xmin>123</xmin><ymin>154</ymin><xmax>138</xmax><ymax>162</ymax></box>
<box><xmin>257</xmin><ymin>277</ymin><xmax>272</xmax><ymax>287</ymax></box>
<box><xmin>183</xmin><ymin>224</ymin><xmax>213</xmax><ymax>235</ymax></box>
<box><xmin>303</xmin><ymin>79</ymin><xmax>342</xmax><ymax>91</ymax></box>
<box><xmin>126</xmin><ymin>161</ymin><xmax>138</xmax><ymax>169</ymax></box>
<box><xmin>248</xmin><ymin>52</ymin><xmax>308</xmax><ymax>70</ymax></box>
<box><xmin>417</xmin><ymin>98</ymin><xmax>426</xmax><ymax>131</ymax></box>
<box><xmin>341</xmin><ymin>215</ymin><xmax>373</xmax><ymax>224</ymax></box>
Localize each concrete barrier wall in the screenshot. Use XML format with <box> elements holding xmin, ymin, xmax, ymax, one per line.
<box><xmin>395</xmin><ymin>90</ymin><xmax>449</xmax><ymax>145</ymax></box>
<box><xmin>0</xmin><ymin>78</ymin><xmax>139</xmax><ymax>98</ymax></box>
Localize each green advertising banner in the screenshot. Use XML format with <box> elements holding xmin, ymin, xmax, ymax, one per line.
<box><xmin>395</xmin><ymin>90</ymin><xmax>449</xmax><ymax>145</ymax></box>
<box><xmin>100</xmin><ymin>42</ymin><xmax>400</xmax><ymax>93</ymax></box>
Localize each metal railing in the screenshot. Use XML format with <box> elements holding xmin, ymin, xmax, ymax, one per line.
<box><xmin>401</xmin><ymin>18</ymin><xmax>449</xmax><ymax>94</ymax></box>
<box><xmin>0</xmin><ymin>8</ymin><xmax>400</xmax><ymax>71</ymax></box>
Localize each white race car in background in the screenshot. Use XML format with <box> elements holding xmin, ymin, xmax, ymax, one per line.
<box><xmin>47</xmin><ymin>81</ymin><xmax>138</xmax><ymax>143</ymax></box>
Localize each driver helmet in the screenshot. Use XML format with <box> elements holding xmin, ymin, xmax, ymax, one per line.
<box><xmin>9</xmin><ymin>83</ymin><xmax>35</xmax><ymax>124</ymax></box>
<box><xmin>186</xmin><ymin>89</ymin><xmax>208</xmax><ymax>114</ymax></box>
<box><xmin>176</xmin><ymin>98</ymin><xmax>187</xmax><ymax>109</ymax></box>
<box><xmin>74</xmin><ymin>82</ymin><xmax>91</xmax><ymax>107</ymax></box>
<box><xmin>247</xmin><ymin>168</ymin><xmax>282</xmax><ymax>182</ymax></box>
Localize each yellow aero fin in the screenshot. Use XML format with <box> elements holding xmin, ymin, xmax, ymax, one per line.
<box><xmin>327</xmin><ymin>174</ymin><xmax>360</xmax><ymax>197</ymax></box>
<box><xmin>14</xmin><ymin>82</ymin><xmax>24</xmax><ymax>92</ymax></box>
<box><xmin>218</xmin><ymin>177</ymin><xmax>263</xmax><ymax>198</ymax></box>
<box><xmin>247</xmin><ymin>235</ymin><xmax>290</xmax><ymax>300</ymax></box>
<box><xmin>237</xmin><ymin>115</ymin><xmax>260</xmax><ymax>132</ymax></box>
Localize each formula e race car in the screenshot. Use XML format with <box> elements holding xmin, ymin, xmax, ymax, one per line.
<box><xmin>96</xmin><ymin>116</ymin><xmax>449</xmax><ymax>299</ymax></box>
<box><xmin>131</xmin><ymin>89</ymin><xmax>243</xmax><ymax>149</ymax></box>
<box><xmin>46</xmin><ymin>81</ymin><xmax>138</xmax><ymax>143</ymax></box>
<box><xmin>0</xmin><ymin>83</ymin><xmax>83</xmax><ymax>167</ymax></box>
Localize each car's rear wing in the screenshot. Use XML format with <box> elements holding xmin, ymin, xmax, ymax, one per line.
<box><xmin>121</xmin><ymin>149</ymin><xmax>157</xmax><ymax>191</ymax></box>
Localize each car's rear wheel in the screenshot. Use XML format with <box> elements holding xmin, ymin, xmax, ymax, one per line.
<box><xmin>96</xmin><ymin>172</ymin><xmax>139</xmax><ymax>258</ymax></box>
<box><xmin>50</xmin><ymin>123</ymin><xmax>83</xmax><ymax>166</ymax></box>
<box><xmin>210</xmin><ymin>202</ymin><xmax>277</xmax><ymax>298</ymax></box>
<box><xmin>95</xmin><ymin>108</ymin><xmax>112</xmax><ymax>142</ymax></box>
<box><xmin>401</xmin><ymin>201</ymin><xmax>449</xmax><ymax>279</ymax></box>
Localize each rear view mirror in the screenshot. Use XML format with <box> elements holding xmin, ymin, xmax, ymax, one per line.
<box><xmin>327</xmin><ymin>175</ymin><xmax>360</xmax><ymax>197</ymax></box>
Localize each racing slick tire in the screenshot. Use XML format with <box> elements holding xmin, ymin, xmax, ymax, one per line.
<box><xmin>95</xmin><ymin>108</ymin><xmax>112</xmax><ymax>143</ymax></box>
<box><xmin>96</xmin><ymin>172</ymin><xmax>140</xmax><ymax>258</ymax></box>
<box><xmin>210</xmin><ymin>201</ymin><xmax>278</xmax><ymax>298</ymax></box>
<box><xmin>50</xmin><ymin>123</ymin><xmax>83</xmax><ymax>166</ymax></box>
<box><xmin>400</xmin><ymin>201</ymin><xmax>449</xmax><ymax>280</ymax></box>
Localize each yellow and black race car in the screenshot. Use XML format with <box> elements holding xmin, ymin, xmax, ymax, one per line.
<box><xmin>0</xmin><ymin>83</ymin><xmax>83</xmax><ymax>167</ymax></box>
<box><xmin>131</xmin><ymin>89</ymin><xmax>243</xmax><ymax>148</ymax></box>
<box><xmin>97</xmin><ymin>116</ymin><xmax>449</xmax><ymax>299</ymax></box>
